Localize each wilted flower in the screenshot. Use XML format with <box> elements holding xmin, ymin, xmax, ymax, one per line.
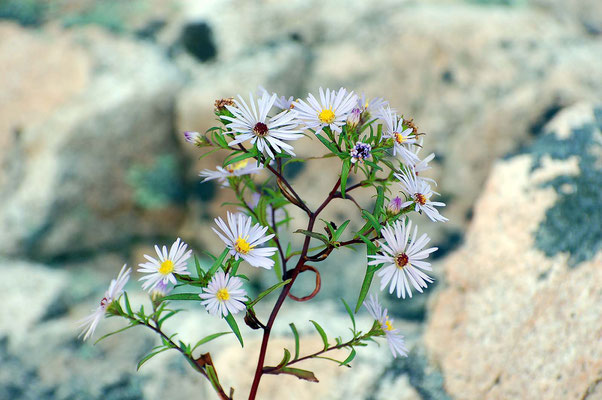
<box><xmin>79</xmin><ymin>265</ymin><xmax>131</xmax><ymax>341</ymax></box>
<box><xmin>395</xmin><ymin>169</ymin><xmax>447</xmax><ymax>222</ymax></box>
<box><xmin>364</xmin><ymin>294</ymin><xmax>408</xmax><ymax>358</ymax></box>
<box><xmin>199</xmin><ymin>159</ymin><xmax>264</xmax><ymax>187</ymax></box>
<box><xmin>200</xmin><ymin>271</ymin><xmax>247</xmax><ymax>317</ymax></box>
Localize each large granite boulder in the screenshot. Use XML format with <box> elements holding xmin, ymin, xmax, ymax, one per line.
<box><xmin>425</xmin><ymin>103</ymin><xmax>602</xmax><ymax>399</ymax></box>
<box><xmin>0</xmin><ymin>23</ymin><xmax>186</xmax><ymax>261</ymax></box>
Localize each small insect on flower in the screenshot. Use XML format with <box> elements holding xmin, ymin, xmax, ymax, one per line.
<box><xmin>350</xmin><ymin>141</ymin><xmax>372</xmax><ymax>164</ymax></box>
<box><xmin>221</xmin><ymin>91</ymin><xmax>303</xmax><ymax>159</ymax></box>
<box><xmin>368</xmin><ymin>219</ymin><xmax>438</xmax><ymax>299</ymax></box>
<box><xmin>379</xmin><ymin>107</ymin><xmax>420</xmax><ymax>166</ymax></box>
<box><xmin>395</xmin><ymin>169</ymin><xmax>447</xmax><ymax>222</ymax></box>
<box><xmin>364</xmin><ymin>294</ymin><xmax>408</xmax><ymax>358</ymax></box>
<box><xmin>200</xmin><ymin>271</ymin><xmax>247</xmax><ymax>317</ymax></box>
<box><xmin>293</xmin><ymin>87</ymin><xmax>358</xmax><ymax>134</ymax></box>
<box><xmin>213</xmin><ymin>212</ymin><xmax>278</xmax><ymax>269</ymax></box>
<box><xmin>78</xmin><ymin>264</ymin><xmax>131</xmax><ymax>341</ymax></box>
<box><xmin>199</xmin><ymin>159</ymin><xmax>264</xmax><ymax>187</ymax></box>
<box><xmin>138</xmin><ymin>238</ymin><xmax>192</xmax><ymax>292</ymax></box>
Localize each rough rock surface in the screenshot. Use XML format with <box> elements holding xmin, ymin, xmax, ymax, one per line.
<box><xmin>0</xmin><ymin>23</ymin><xmax>186</xmax><ymax>261</ymax></box>
<box><xmin>425</xmin><ymin>104</ymin><xmax>602</xmax><ymax>400</ymax></box>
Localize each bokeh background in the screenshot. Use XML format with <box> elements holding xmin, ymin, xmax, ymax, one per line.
<box><xmin>1</xmin><ymin>0</ymin><xmax>601</xmax><ymax>399</ymax></box>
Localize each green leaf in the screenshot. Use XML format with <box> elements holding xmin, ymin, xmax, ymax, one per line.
<box><xmin>247</xmin><ymin>279</ymin><xmax>292</xmax><ymax>308</ymax></box>
<box><xmin>225</xmin><ymin>313</ymin><xmax>244</xmax><ymax>347</ymax></box>
<box><xmin>191</xmin><ymin>332</ymin><xmax>231</xmax><ymax>353</ymax></box>
<box><xmin>315</xmin><ymin>132</ymin><xmax>340</xmax><ymax>155</ymax></box>
<box><xmin>341</xmin><ymin>298</ymin><xmax>356</xmax><ymax>330</ymax></box>
<box><xmin>161</xmin><ymin>293</ymin><xmax>202</xmax><ymax>302</ymax></box>
<box><xmin>223</xmin><ymin>151</ymin><xmax>257</xmax><ymax>168</ymax></box>
<box><xmin>93</xmin><ymin>322</ymin><xmax>139</xmax><ymax>345</ymax></box>
<box><xmin>340</xmin><ymin>158</ymin><xmax>351</xmax><ymax>198</ymax></box>
<box><xmin>361</xmin><ymin>210</ymin><xmax>382</xmax><ymax>234</ymax></box>
<box><xmin>194</xmin><ymin>256</ymin><xmax>204</xmax><ymax>279</ymax></box>
<box><xmin>123</xmin><ymin>292</ymin><xmax>134</xmax><ymax>317</ymax></box>
<box><xmin>373</xmin><ymin>186</ymin><xmax>385</xmax><ymax>217</ymax></box>
<box><xmin>205</xmin><ymin>365</ymin><xmax>222</xmax><ymax>393</ymax></box>
<box><xmin>340</xmin><ymin>348</ymin><xmax>357</xmax><ymax>366</ymax></box>
<box><xmin>275</xmin><ymin>348</ymin><xmax>292</xmax><ymax>369</ymax></box>
<box><xmin>354</xmin><ymin>264</ymin><xmax>380</xmax><ymax>313</ymax></box>
<box><xmin>357</xmin><ymin>233</ymin><xmax>377</xmax><ymax>252</ymax></box>
<box><xmin>310</xmin><ymin>320</ymin><xmax>329</xmax><ymax>350</ymax></box>
<box><xmin>137</xmin><ymin>347</ymin><xmax>171</xmax><ymax>370</ymax></box>
<box><xmin>294</xmin><ymin>229</ymin><xmax>330</xmax><ymax>245</ymax></box>
<box><xmin>208</xmin><ymin>248</ymin><xmax>230</xmax><ymax>276</ymax></box>
<box><xmin>289</xmin><ymin>323</ymin><xmax>300</xmax><ymax>360</ymax></box>
<box><xmin>333</xmin><ymin>220</ymin><xmax>351</xmax><ymax>241</ymax></box>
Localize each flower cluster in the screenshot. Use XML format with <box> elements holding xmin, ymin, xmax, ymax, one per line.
<box><xmin>79</xmin><ymin>85</ymin><xmax>448</xmax><ymax>399</ymax></box>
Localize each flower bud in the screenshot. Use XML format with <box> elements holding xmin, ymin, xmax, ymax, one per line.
<box><xmin>183</xmin><ymin>131</ymin><xmax>210</xmax><ymax>147</ymax></box>
<box><xmin>350</xmin><ymin>141</ymin><xmax>371</xmax><ymax>164</ymax></box>
<box><xmin>347</xmin><ymin>107</ymin><xmax>361</xmax><ymax>129</ymax></box>
<box><xmin>387</xmin><ymin>196</ymin><xmax>403</xmax><ymax>216</ymax></box>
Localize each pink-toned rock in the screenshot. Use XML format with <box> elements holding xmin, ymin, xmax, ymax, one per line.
<box><xmin>425</xmin><ymin>104</ymin><xmax>602</xmax><ymax>400</ymax></box>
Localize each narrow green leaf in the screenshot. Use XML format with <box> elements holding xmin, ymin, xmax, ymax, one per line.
<box><xmin>361</xmin><ymin>210</ymin><xmax>382</xmax><ymax>234</ymax></box>
<box><xmin>373</xmin><ymin>186</ymin><xmax>385</xmax><ymax>217</ymax></box>
<box><xmin>310</xmin><ymin>320</ymin><xmax>329</xmax><ymax>350</ymax></box>
<box><xmin>205</xmin><ymin>365</ymin><xmax>222</xmax><ymax>393</ymax></box>
<box><xmin>333</xmin><ymin>220</ymin><xmax>351</xmax><ymax>241</ymax></box>
<box><xmin>247</xmin><ymin>279</ymin><xmax>292</xmax><ymax>308</ymax></box>
<box><xmin>340</xmin><ymin>158</ymin><xmax>351</xmax><ymax>198</ymax></box>
<box><xmin>191</xmin><ymin>332</ymin><xmax>231</xmax><ymax>353</ymax></box>
<box><xmin>357</xmin><ymin>233</ymin><xmax>377</xmax><ymax>252</ymax></box>
<box><xmin>137</xmin><ymin>347</ymin><xmax>171</xmax><ymax>370</ymax></box>
<box><xmin>275</xmin><ymin>348</ymin><xmax>292</xmax><ymax>369</ymax></box>
<box><xmin>194</xmin><ymin>256</ymin><xmax>204</xmax><ymax>279</ymax></box>
<box><xmin>289</xmin><ymin>323</ymin><xmax>300</xmax><ymax>360</ymax></box>
<box><xmin>93</xmin><ymin>322</ymin><xmax>139</xmax><ymax>345</ymax></box>
<box><xmin>223</xmin><ymin>151</ymin><xmax>256</xmax><ymax>168</ymax></box>
<box><xmin>354</xmin><ymin>264</ymin><xmax>380</xmax><ymax>313</ymax></box>
<box><xmin>294</xmin><ymin>229</ymin><xmax>330</xmax><ymax>245</ymax></box>
<box><xmin>315</xmin><ymin>132</ymin><xmax>340</xmax><ymax>155</ymax></box>
<box><xmin>161</xmin><ymin>293</ymin><xmax>202</xmax><ymax>302</ymax></box>
<box><xmin>341</xmin><ymin>298</ymin><xmax>356</xmax><ymax>329</ymax></box>
<box><xmin>225</xmin><ymin>313</ymin><xmax>244</xmax><ymax>347</ymax></box>
<box><xmin>340</xmin><ymin>348</ymin><xmax>357</xmax><ymax>366</ymax></box>
<box><xmin>208</xmin><ymin>248</ymin><xmax>230</xmax><ymax>276</ymax></box>
<box><xmin>198</xmin><ymin>147</ymin><xmax>221</xmax><ymax>161</ymax></box>
<box><xmin>124</xmin><ymin>292</ymin><xmax>134</xmax><ymax>317</ymax></box>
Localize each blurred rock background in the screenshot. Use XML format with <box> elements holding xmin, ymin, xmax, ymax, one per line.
<box><xmin>0</xmin><ymin>0</ymin><xmax>600</xmax><ymax>399</ymax></box>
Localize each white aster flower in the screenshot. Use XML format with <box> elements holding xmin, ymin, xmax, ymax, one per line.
<box><xmin>138</xmin><ymin>238</ymin><xmax>192</xmax><ymax>292</ymax></box>
<box><xmin>221</xmin><ymin>92</ymin><xmax>302</xmax><ymax>159</ymax></box>
<box><xmin>200</xmin><ymin>271</ymin><xmax>247</xmax><ymax>317</ymax></box>
<box><xmin>213</xmin><ymin>212</ymin><xmax>277</xmax><ymax>269</ymax></box>
<box><xmin>199</xmin><ymin>159</ymin><xmax>264</xmax><ymax>187</ymax></box>
<box><xmin>79</xmin><ymin>264</ymin><xmax>131</xmax><ymax>341</ymax></box>
<box><xmin>364</xmin><ymin>294</ymin><xmax>408</xmax><ymax>358</ymax></box>
<box><xmin>259</xmin><ymin>87</ymin><xmax>295</xmax><ymax>110</ymax></box>
<box><xmin>395</xmin><ymin>169</ymin><xmax>447</xmax><ymax>222</ymax></box>
<box><xmin>368</xmin><ymin>219</ymin><xmax>438</xmax><ymax>299</ymax></box>
<box><xmin>293</xmin><ymin>87</ymin><xmax>358</xmax><ymax>134</ymax></box>
<box><xmin>379</xmin><ymin>106</ymin><xmax>420</xmax><ymax>166</ymax></box>
<box><xmin>358</xmin><ymin>93</ymin><xmax>389</xmax><ymax>116</ymax></box>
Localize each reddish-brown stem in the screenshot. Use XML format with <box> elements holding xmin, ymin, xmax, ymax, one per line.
<box><xmin>248</xmin><ymin>178</ymin><xmax>341</xmax><ymax>400</ymax></box>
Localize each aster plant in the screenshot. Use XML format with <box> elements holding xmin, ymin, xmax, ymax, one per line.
<box><xmin>79</xmin><ymin>87</ymin><xmax>447</xmax><ymax>399</ymax></box>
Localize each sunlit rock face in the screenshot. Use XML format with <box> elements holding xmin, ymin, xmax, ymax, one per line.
<box><xmin>425</xmin><ymin>104</ymin><xmax>602</xmax><ymax>400</ymax></box>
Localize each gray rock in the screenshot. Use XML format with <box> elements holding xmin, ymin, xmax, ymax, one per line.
<box><xmin>0</xmin><ymin>24</ymin><xmax>186</xmax><ymax>261</ymax></box>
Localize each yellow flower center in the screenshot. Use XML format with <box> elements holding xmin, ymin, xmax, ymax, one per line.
<box><xmin>216</xmin><ymin>288</ymin><xmax>230</xmax><ymax>301</ymax></box>
<box><xmin>384</xmin><ymin>318</ymin><xmax>394</xmax><ymax>331</ymax></box>
<box><xmin>234</xmin><ymin>236</ymin><xmax>254</xmax><ymax>254</ymax></box>
<box><xmin>159</xmin><ymin>259</ymin><xmax>175</xmax><ymax>275</ymax></box>
<box><xmin>225</xmin><ymin>159</ymin><xmax>250</xmax><ymax>173</ymax></box>
<box><xmin>318</xmin><ymin>108</ymin><xmax>335</xmax><ymax>124</ymax></box>
<box><xmin>394</xmin><ymin>132</ymin><xmax>405</xmax><ymax>144</ymax></box>
<box><xmin>395</xmin><ymin>253</ymin><xmax>409</xmax><ymax>269</ymax></box>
